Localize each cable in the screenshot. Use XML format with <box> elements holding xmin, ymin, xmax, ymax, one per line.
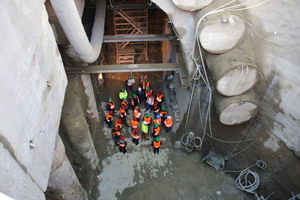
<box><xmin>235</xmin><ymin>168</ymin><xmax>260</xmax><ymax>193</ymax></box>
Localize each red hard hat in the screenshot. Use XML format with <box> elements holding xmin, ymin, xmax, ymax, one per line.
<box><xmin>119</xmin><ymin>135</ymin><xmax>124</xmax><ymax>140</ymax></box>
<box><xmin>109</xmin><ymin>111</ymin><xmax>113</xmax><ymax>114</ymax></box>
<box><xmin>133</xmin><ymin>117</ymin><xmax>137</xmax><ymax>121</ymax></box>
<box><xmin>134</xmin><ymin>128</ymin><xmax>139</xmax><ymax>133</ymax></box>
<box><xmin>117</xmin><ymin>119</ymin><xmax>122</xmax><ymax>123</ymax></box>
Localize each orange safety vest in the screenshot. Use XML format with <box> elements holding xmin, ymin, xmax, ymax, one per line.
<box><xmin>143</xmin><ymin>117</ymin><xmax>151</xmax><ymax>125</ymax></box>
<box><xmin>119</xmin><ymin>140</ymin><xmax>126</xmax><ymax>147</ymax></box>
<box><xmin>115</xmin><ymin>121</ymin><xmax>123</xmax><ymax>129</ymax></box>
<box><xmin>119</xmin><ymin>109</ymin><xmax>127</xmax><ymax>118</ymax></box>
<box><xmin>160</xmin><ymin>111</ymin><xmax>167</xmax><ymax>118</ymax></box>
<box><xmin>107</xmin><ymin>101</ymin><xmax>115</xmax><ymax>109</ymax></box>
<box><xmin>145</xmin><ymin>89</ymin><xmax>153</xmax><ymax>97</ymax></box>
<box><xmin>121</xmin><ymin>101</ymin><xmax>129</xmax><ymax>108</ymax></box>
<box><xmin>156</xmin><ymin>94</ymin><xmax>163</xmax><ymax>102</ymax></box>
<box><xmin>105</xmin><ymin>113</ymin><xmax>113</xmax><ymax>122</ymax></box>
<box><xmin>153</xmin><ymin>127</ymin><xmax>161</xmax><ymax>136</ymax></box>
<box><xmin>112</xmin><ymin>130</ymin><xmax>120</xmax><ymax>136</ymax></box>
<box><xmin>132</xmin><ymin>132</ymin><xmax>141</xmax><ymax>139</ymax></box>
<box><xmin>130</xmin><ymin>120</ymin><xmax>139</xmax><ymax>129</ymax></box>
<box><xmin>153</xmin><ymin>141</ymin><xmax>161</xmax><ymax>148</ymax></box>
<box><xmin>134</xmin><ymin>108</ymin><xmax>141</xmax><ymax>118</ymax></box>
<box><xmin>153</xmin><ymin>104</ymin><xmax>160</xmax><ymax>113</ymax></box>
<box><xmin>164</xmin><ymin>118</ymin><xmax>173</xmax><ymax>127</ymax></box>
<box><xmin>153</xmin><ymin>118</ymin><xmax>161</xmax><ymax>126</ymax></box>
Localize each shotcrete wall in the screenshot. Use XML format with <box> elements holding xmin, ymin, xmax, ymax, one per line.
<box><xmin>155</xmin><ymin>0</ymin><xmax>300</xmax><ymax>156</ymax></box>
<box><xmin>0</xmin><ymin>0</ymin><xmax>67</xmax><ymax>198</ymax></box>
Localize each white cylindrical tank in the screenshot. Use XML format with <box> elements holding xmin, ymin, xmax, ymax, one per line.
<box><xmin>172</xmin><ymin>0</ymin><xmax>213</xmax><ymax>11</ymax></box>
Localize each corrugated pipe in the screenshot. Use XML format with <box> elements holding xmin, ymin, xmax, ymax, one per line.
<box><xmin>50</xmin><ymin>0</ymin><xmax>106</xmax><ymax>63</ymax></box>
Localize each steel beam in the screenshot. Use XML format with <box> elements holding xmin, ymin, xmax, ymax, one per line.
<box><xmin>65</xmin><ymin>63</ymin><xmax>179</xmax><ymax>73</ymax></box>
<box><xmin>106</xmin><ymin>3</ymin><xmax>157</xmax><ymax>10</ymax></box>
<box><xmin>103</xmin><ymin>34</ymin><xmax>173</xmax><ymax>43</ymax></box>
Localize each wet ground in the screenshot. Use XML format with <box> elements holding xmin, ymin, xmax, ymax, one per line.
<box><xmin>90</xmin><ymin>72</ymin><xmax>251</xmax><ymax>200</ymax></box>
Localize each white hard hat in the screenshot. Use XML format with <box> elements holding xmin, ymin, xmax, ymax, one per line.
<box><xmin>167</xmin><ymin>116</ymin><xmax>171</xmax><ymax>119</ymax></box>
<box><xmin>138</xmin><ymin>87</ymin><xmax>142</xmax><ymax>91</ymax></box>
<box><xmin>143</xmin><ymin>121</ymin><xmax>147</xmax><ymax>124</ymax></box>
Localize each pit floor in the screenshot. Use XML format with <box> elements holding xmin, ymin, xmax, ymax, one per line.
<box><xmin>91</xmin><ymin>72</ymin><xmax>251</xmax><ymax>200</ymax></box>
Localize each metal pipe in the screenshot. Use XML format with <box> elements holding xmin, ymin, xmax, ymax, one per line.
<box><xmin>50</xmin><ymin>0</ymin><xmax>106</xmax><ymax>63</ymax></box>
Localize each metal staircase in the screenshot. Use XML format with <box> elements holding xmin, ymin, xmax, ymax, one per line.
<box><xmin>113</xmin><ymin>9</ymin><xmax>148</xmax><ymax>64</ymax></box>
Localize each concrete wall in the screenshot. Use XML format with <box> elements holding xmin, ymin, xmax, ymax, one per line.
<box><xmin>154</xmin><ymin>0</ymin><xmax>300</xmax><ymax>157</ymax></box>
<box><xmin>0</xmin><ymin>0</ymin><xmax>67</xmax><ymax>198</ymax></box>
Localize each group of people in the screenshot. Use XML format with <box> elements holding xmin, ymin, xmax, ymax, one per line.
<box><xmin>104</xmin><ymin>73</ymin><xmax>174</xmax><ymax>154</ymax></box>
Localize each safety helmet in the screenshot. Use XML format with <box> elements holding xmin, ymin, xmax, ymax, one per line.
<box><xmin>129</xmin><ymin>75</ymin><xmax>133</xmax><ymax>79</ymax></box>
<box><xmin>145</xmin><ymin>78</ymin><xmax>148</xmax><ymax>82</ymax></box>
<box><xmin>145</xmin><ymin>113</ymin><xmax>150</xmax><ymax>117</ymax></box>
<box><xmin>109</xmin><ymin>111</ymin><xmax>113</xmax><ymax>114</ymax></box>
<box><xmin>134</xmin><ymin>128</ymin><xmax>139</xmax><ymax>133</ymax></box>
<box><xmin>133</xmin><ymin>94</ymin><xmax>137</xmax><ymax>97</ymax></box>
<box><xmin>143</xmin><ymin>121</ymin><xmax>147</xmax><ymax>125</ymax></box>
<box><xmin>161</xmin><ymin>106</ymin><xmax>166</xmax><ymax>110</ymax></box>
<box><xmin>138</xmin><ymin>87</ymin><xmax>142</xmax><ymax>91</ymax></box>
<box><xmin>167</xmin><ymin>116</ymin><xmax>171</xmax><ymax>119</ymax></box>
<box><xmin>121</xmin><ymin>88</ymin><xmax>125</xmax><ymax>92</ymax></box>
<box><xmin>135</xmin><ymin>106</ymin><xmax>139</xmax><ymax>109</ymax></box>
<box><xmin>156</xmin><ymin>114</ymin><xmax>161</xmax><ymax>119</ymax></box>
<box><xmin>121</xmin><ymin>105</ymin><xmax>126</xmax><ymax>109</ymax></box>
<box><xmin>147</xmin><ymin>87</ymin><xmax>150</xmax><ymax>90</ymax></box>
<box><xmin>108</xmin><ymin>97</ymin><xmax>112</xmax><ymax>100</ymax></box>
<box><xmin>133</xmin><ymin>117</ymin><xmax>137</xmax><ymax>121</ymax></box>
<box><xmin>113</xmin><ymin>126</ymin><xmax>120</xmax><ymax>131</ymax></box>
<box><xmin>119</xmin><ymin>135</ymin><xmax>124</xmax><ymax>140</ymax></box>
<box><xmin>157</xmin><ymin>91</ymin><xmax>162</xmax><ymax>95</ymax></box>
<box><xmin>154</xmin><ymin>123</ymin><xmax>159</xmax><ymax>128</ymax></box>
<box><xmin>117</xmin><ymin>119</ymin><xmax>123</xmax><ymax>123</ymax></box>
<box><xmin>155</xmin><ymin>137</ymin><xmax>160</xmax><ymax>142</ymax></box>
<box><xmin>122</xmin><ymin>98</ymin><xmax>126</xmax><ymax>101</ymax></box>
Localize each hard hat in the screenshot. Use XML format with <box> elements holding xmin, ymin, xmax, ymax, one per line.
<box><xmin>156</xmin><ymin>114</ymin><xmax>161</xmax><ymax>119</ymax></box>
<box><xmin>143</xmin><ymin>121</ymin><xmax>147</xmax><ymax>125</ymax></box>
<box><xmin>134</xmin><ymin>128</ymin><xmax>139</xmax><ymax>133</ymax></box>
<box><xmin>133</xmin><ymin>117</ymin><xmax>137</xmax><ymax>121</ymax></box>
<box><xmin>167</xmin><ymin>116</ymin><xmax>171</xmax><ymax>119</ymax></box>
<box><xmin>154</xmin><ymin>123</ymin><xmax>159</xmax><ymax>128</ymax></box>
<box><xmin>108</xmin><ymin>97</ymin><xmax>112</xmax><ymax>100</ymax></box>
<box><xmin>113</xmin><ymin>126</ymin><xmax>120</xmax><ymax>131</ymax></box>
<box><xmin>135</xmin><ymin>106</ymin><xmax>139</xmax><ymax>109</ymax></box>
<box><xmin>145</xmin><ymin>113</ymin><xmax>150</xmax><ymax>117</ymax></box>
<box><xmin>121</xmin><ymin>88</ymin><xmax>125</xmax><ymax>92</ymax></box>
<box><xmin>133</xmin><ymin>94</ymin><xmax>137</xmax><ymax>97</ymax></box>
<box><xmin>155</xmin><ymin>137</ymin><xmax>160</xmax><ymax>142</ymax></box>
<box><xmin>109</xmin><ymin>111</ymin><xmax>113</xmax><ymax>114</ymax></box>
<box><xmin>147</xmin><ymin>87</ymin><xmax>150</xmax><ymax>89</ymax></box>
<box><xmin>161</xmin><ymin>106</ymin><xmax>166</xmax><ymax>110</ymax></box>
<box><xmin>119</xmin><ymin>135</ymin><xmax>124</xmax><ymax>140</ymax></box>
<box><xmin>117</xmin><ymin>119</ymin><xmax>123</xmax><ymax>123</ymax></box>
<box><xmin>122</xmin><ymin>98</ymin><xmax>126</xmax><ymax>101</ymax></box>
<box><xmin>138</xmin><ymin>87</ymin><xmax>142</xmax><ymax>91</ymax></box>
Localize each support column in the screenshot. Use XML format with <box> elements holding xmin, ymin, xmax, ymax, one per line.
<box><xmin>46</xmin><ymin>136</ymin><xmax>88</xmax><ymax>200</ymax></box>
<box><xmin>61</xmin><ymin>79</ymin><xmax>99</xmax><ymax>169</ymax></box>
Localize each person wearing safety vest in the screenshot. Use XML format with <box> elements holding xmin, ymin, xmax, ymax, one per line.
<box><xmin>153</xmin><ymin>114</ymin><xmax>162</xmax><ymax>127</ymax></box>
<box><xmin>142</xmin><ymin>79</ymin><xmax>150</xmax><ymax>91</ymax></box>
<box><xmin>121</xmin><ymin>98</ymin><xmax>129</xmax><ymax>113</ymax></box>
<box><xmin>131</xmin><ymin>93</ymin><xmax>140</xmax><ymax>108</ymax></box>
<box><xmin>141</xmin><ymin>121</ymin><xmax>149</xmax><ymax>140</ymax></box>
<box><xmin>152</xmin><ymin>137</ymin><xmax>162</xmax><ymax>154</ymax></box>
<box><xmin>160</xmin><ymin>106</ymin><xmax>168</xmax><ymax>125</ymax></box>
<box><xmin>119</xmin><ymin>106</ymin><xmax>129</xmax><ymax>127</ymax></box>
<box><xmin>119</xmin><ymin>88</ymin><xmax>128</xmax><ymax>100</ymax></box>
<box><xmin>130</xmin><ymin>117</ymin><xmax>139</xmax><ymax>130</ymax></box>
<box><xmin>114</xmin><ymin>119</ymin><xmax>123</xmax><ymax>130</ymax></box>
<box><xmin>112</xmin><ymin>126</ymin><xmax>121</xmax><ymax>146</ymax></box>
<box><xmin>139</xmin><ymin>72</ymin><xmax>148</xmax><ymax>83</ymax></box>
<box><xmin>105</xmin><ymin>111</ymin><xmax>114</xmax><ymax>128</ymax></box>
<box><xmin>118</xmin><ymin>135</ymin><xmax>127</xmax><ymax>154</ymax></box>
<box><xmin>155</xmin><ymin>91</ymin><xmax>164</xmax><ymax>107</ymax></box>
<box><xmin>106</xmin><ymin>97</ymin><xmax>115</xmax><ymax>112</ymax></box>
<box><xmin>145</xmin><ymin>87</ymin><xmax>153</xmax><ymax>98</ymax></box>
<box><xmin>145</xmin><ymin>94</ymin><xmax>154</xmax><ymax>112</ymax></box>
<box><xmin>143</xmin><ymin>113</ymin><xmax>152</xmax><ymax>125</ymax></box>
<box><xmin>164</xmin><ymin>116</ymin><xmax>173</xmax><ymax>133</ymax></box>
<box><xmin>131</xmin><ymin>128</ymin><xmax>141</xmax><ymax>145</ymax></box>
<box><xmin>152</xmin><ymin>123</ymin><xmax>161</xmax><ymax>138</ymax></box>
<box><xmin>126</xmin><ymin>75</ymin><xmax>135</xmax><ymax>92</ymax></box>
<box><xmin>133</xmin><ymin>106</ymin><xmax>142</xmax><ymax>122</ymax></box>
